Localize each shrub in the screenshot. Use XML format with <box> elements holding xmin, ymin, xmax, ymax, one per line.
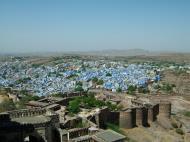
<box><xmin>67</xmin><ymin>95</ymin><xmax>121</xmax><ymax>113</ymax></box>
<box><xmin>128</xmin><ymin>85</ymin><xmax>136</xmax><ymax>95</ymax></box>
<box><xmin>184</xmin><ymin>111</ymin><xmax>190</xmax><ymax>117</ymax></box>
<box><xmin>75</xmin><ymin>86</ymin><xmax>84</xmax><ymax>92</ymax></box>
<box><xmin>76</xmin><ymin>81</ymin><xmax>83</xmax><ymax>86</ymax></box>
<box><xmin>92</xmin><ymin>77</ymin><xmax>98</xmax><ymax>83</ymax></box>
<box><xmin>161</xmin><ymin>83</ymin><xmax>173</xmax><ymax>93</ymax></box>
<box><xmin>176</xmin><ymin>128</ymin><xmax>184</xmax><ymax>135</ymax></box>
<box><xmin>97</xmin><ymin>79</ymin><xmax>104</xmax><ymax>85</ymax></box>
<box><xmin>171</xmin><ymin>122</ymin><xmax>178</xmax><ymax>128</ymax></box>
<box><xmin>116</xmin><ymin>87</ymin><xmax>122</xmax><ymax>93</ymax></box>
<box><xmin>106</xmin><ymin>73</ymin><xmax>112</xmax><ymax>76</ymax></box>
<box><xmin>68</xmin><ymin>100</ymin><xmax>80</xmax><ymax>114</ymax></box>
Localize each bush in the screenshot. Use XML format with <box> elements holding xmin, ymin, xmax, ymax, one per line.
<box><xmin>74</xmin><ymin>81</ymin><xmax>84</xmax><ymax>92</ymax></box>
<box><xmin>68</xmin><ymin>99</ymin><xmax>80</xmax><ymax>114</ymax></box>
<box><xmin>184</xmin><ymin>111</ymin><xmax>190</xmax><ymax>117</ymax></box>
<box><xmin>171</xmin><ymin>122</ymin><xmax>178</xmax><ymax>128</ymax></box>
<box><xmin>106</xmin><ymin>73</ymin><xmax>112</xmax><ymax>76</ymax></box>
<box><xmin>67</xmin><ymin>74</ymin><xmax>78</xmax><ymax>79</ymax></box>
<box><xmin>161</xmin><ymin>83</ymin><xmax>173</xmax><ymax>93</ymax></box>
<box><xmin>128</xmin><ymin>85</ymin><xmax>136</xmax><ymax>95</ymax></box>
<box><xmin>75</xmin><ymin>86</ymin><xmax>84</xmax><ymax>92</ymax></box>
<box><xmin>116</xmin><ymin>87</ymin><xmax>122</xmax><ymax>93</ymax></box>
<box><xmin>138</xmin><ymin>87</ymin><xmax>149</xmax><ymax>94</ymax></box>
<box><xmin>76</xmin><ymin>81</ymin><xmax>83</xmax><ymax>87</ymax></box>
<box><xmin>97</xmin><ymin>79</ymin><xmax>104</xmax><ymax>85</ymax></box>
<box><xmin>154</xmin><ymin>84</ymin><xmax>161</xmax><ymax>89</ymax></box>
<box><xmin>16</xmin><ymin>77</ymin><xmax>31</xmax><ymax>84</ymax></box>
<box><xmin>51</xmin><ymin>93</ymin><xmax>64</xmax><ymax>97</ymax></box>
<box><xmin>176</xmin><ymin>128</ymin><xmax>184</xmax><ymax>135</ymax></box>
<box><xmin>76</xmin><ymin>121</ymin><xmax>86</xmax><ymax>128</ymax></box>
<box><xmin>67</xmin><ymin>95</ymin><xmax>121</xmax><ymax>113</ymax></box>
<box><xmin>92</xmin><ymin>77</ymin><xmax>98</xmax><ymax>83</ymax></box>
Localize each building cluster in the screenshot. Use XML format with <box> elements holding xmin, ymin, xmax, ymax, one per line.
<box><xmin>0</xmin><ymin>91</ymin><xmax>172</xmax><ymax>142</ymax></box>
<box><xmin>0</xmin><ymin>58</ymin><xmax>161</xmax><ymax>96</ymax></box>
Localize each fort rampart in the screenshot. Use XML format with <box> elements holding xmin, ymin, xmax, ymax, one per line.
<box><xmin>6</xmin><ymin>108</ymin><xmax>47</xmax><ymax>118</ymax></box>
<box><xmin>99</xmin><ymin>101</ymin><xmax>171</xmax><ymax>129</ymax></box>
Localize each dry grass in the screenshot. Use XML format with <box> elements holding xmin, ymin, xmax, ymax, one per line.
<box><xmin>161</xmin><ymin>70</ymin><xmax>190</xmax><ymax>96</ymax></box>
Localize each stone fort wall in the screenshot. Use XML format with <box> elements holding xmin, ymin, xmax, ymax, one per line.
<box><xmin>100</xmin><ymin>101</ymin><xmax>171</xmax><ymax>129</ymax></box>
<box><xmin>6</xmin><ymin>108</ymin><xmax>47</xmax><ymax>118</ymax></box>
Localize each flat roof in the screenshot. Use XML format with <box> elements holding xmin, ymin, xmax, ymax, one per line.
<box><xmin>48</xmin><ymin>96</ymin><xmax>65</xmax><ymax>101</ymax></box>
<box><xmin>27</xmin><ymin>101</ymin><xmax>49</xmax><ymax>107</ymax></box>
<box><xmin>94</xmin><ymin>130</ymin><xmax>126</xmax><ymax>142</ymax></box>
<box><xmin>12</xmin><ymin>115</ymin><xmax>51</xmax><ymax>124</ymax></box>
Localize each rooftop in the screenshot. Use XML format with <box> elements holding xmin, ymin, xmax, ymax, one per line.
<box><xmin>12</xmin><ymin>115</ymin><xmax>51</xmax><ymax>124</ymax></box>
<box><xmin>27</xmin><ymin>101</ymin><xmax>49</xmax><ymax>107</ymax></box>
<box><xmin>45</xmin><ymin>103</ymin><xmax>60</xmax><ymax>109</ymax></box>
<box><xmin>48</xmin><ymin>96</ymin><xmax>65</xmax><ymax>102</ymax></box>
<box><xmin>94</xmin><ymin>130</ymin><xmax>126</xmax><ymax>142</ymax></box>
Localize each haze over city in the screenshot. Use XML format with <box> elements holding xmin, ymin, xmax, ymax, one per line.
<box><xmin>0</xmin><ymin>0</ymin><xmax>190</xmax><ymax>54</ymax></box>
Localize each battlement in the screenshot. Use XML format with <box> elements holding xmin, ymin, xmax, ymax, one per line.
<box><xmin>100</xmin><ymin>101</ymin><xmax>171</xmax><ymax>129</ymax></box>
<box><xmin>6</xmin><ymin>108</ymin><xmax>46</xmax><ymax>118</ymax></box>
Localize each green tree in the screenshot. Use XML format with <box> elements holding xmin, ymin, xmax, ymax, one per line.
<box><xmin>68</xmin><ymin>100</ymin><xmax>80</xmax><ymax>114</ymax></box>
<box><xmin>184</xmin><ymin>111</ymin><xmax>190</xmax><ymax>117</ymax></box>
<box><xmin>75</xmin><ymin>86</ymin><xmax>84</xmax><ymax>92</ymax></box>
<box><xmin>161</xmin><ymin>83</ymin><xmax>173</xmax><ymax>93</ymax></box>
<box><xmin>76</xmin><ymin>81</ymin><xmax>83</xmax><ymax>86</ymax></box>
<box><xmin>20</xmin><ymin>90</ymin><xmax>28</xmax><ymax>95</ymax></box>
<box><xmin>51</xmin><ymin>93</ymin><xmax>64</xmax><ymax>97</ymax></box>
<box><xmin>138</xmin><ymin>87</ymin><xmax>149</xmax><ymax>94</ymax></box>
<box><xmin>92</xmin><ymin>77</ymin><xmax>98</xmax><ymax>83</ymax></box>
<box><xmin>97</xmin><ymin>79</ymin><xmax>104</xmax><ymax>85</ymax></box>
<box><xmin>106</xmin><ymin>73</ymin><xmax>112</xmax><ymax>77</ymax></box>
<box><xmin>127</xmin><ymin>85</ymin><xmax>136</xmax><ymax>95</ymax></box>
<box><xmin>116</xmin><ymin>87</ymin><xmax>122</xmax><ymax>93</ymax></box>
<box><xmin>176</xmin><ymin>128</ymin><xmax>184</xmax><ymax>135</ymax></box>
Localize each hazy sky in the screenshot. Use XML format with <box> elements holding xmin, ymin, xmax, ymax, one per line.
<box><xmin>0</xmin><ymin>0</ymin><xmax>190</xmax><ymax>53</ymax></box>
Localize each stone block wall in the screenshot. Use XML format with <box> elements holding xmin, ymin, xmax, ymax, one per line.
<box><xmin>7</xmin><ymin>108</ymin><xmax>46</xmax><ymax>118</ymax></box>
<box><xmin>158</xmin><ymin>101</ymin><xmax>171</xmax><ymax>118</ymax></box>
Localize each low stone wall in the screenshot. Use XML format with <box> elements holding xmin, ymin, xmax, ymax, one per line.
<box><xmin>131</xmin><ymin>100</ymin><xmax>144</xmax><ymax>107</ymax></box>
<box><xmin>61</xmin><ymin>117</ymin><xmax>82</xmax><ymax>129</ymax></box>
<box><xmin>68</xmin><ymin>127</ymin><xmax>89</xmax><ymax>139</ymax></box>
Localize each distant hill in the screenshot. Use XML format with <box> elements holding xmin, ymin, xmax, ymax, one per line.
<box><xmin>1</xmin><ymin>49</ymin><xmax>190</xmax><ymax>59</ymax></box>
<box><xmin>74</xmin><ymin>49</ymin><xmax>151</xmax><ymax>56</ymax></box>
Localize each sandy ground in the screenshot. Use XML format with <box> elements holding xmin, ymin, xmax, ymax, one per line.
<box><xmin>161</xmin><ymin>70</ymin><xmax>190</xmax><ymax>96</ymax></box>
<box><xmin>0</xmin><ymin>90</ymin><xmax>9</xmax><ymax>103</ymax></box>
<box><xmin>121</xmin><ymin>95</ymin><xmax>190</xmax><ymax>142</ymax></box>
<box><xmin>122</xmin><ymin>124</ymin><xmax>185</xmax><ymax>142</ymax></box>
